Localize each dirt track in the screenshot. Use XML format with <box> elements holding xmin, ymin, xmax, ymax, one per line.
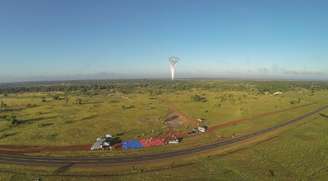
<box><xmin>0</xmin><ymin>144</ymin><xmax>91</xmax><ymax>154</ymax></box>
<box><xmin>0</xmin><ymin>104</ymin><xmax>326</xmax><ymax>166</ymax></box>
<box><xmin>208</xmin><ymin>103</ymin><xmax>315</xmax><ymax>131</ymax></box>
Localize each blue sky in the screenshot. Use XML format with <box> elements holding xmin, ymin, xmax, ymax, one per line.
<box><xmin>0</xmin><ymin>0</ymin><xmax>328</xmax><ymax>82</ymax></box>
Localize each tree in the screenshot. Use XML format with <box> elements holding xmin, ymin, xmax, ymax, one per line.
<box><xmin>65</xmin><ymin>96</ymin><xmax>69</xmax><ymax>104</ymax></box>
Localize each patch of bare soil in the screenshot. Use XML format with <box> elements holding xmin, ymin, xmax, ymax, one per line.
<box><xmin>164</xmin><ymin>113</ymin><xmax>183</xmax><ymax>128</ymax></box>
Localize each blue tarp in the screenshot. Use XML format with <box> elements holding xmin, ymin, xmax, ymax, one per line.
<box><xmin>122</xmin><ymin>140</ymin><xmax>143</xmax><ymax>150</ymax></box>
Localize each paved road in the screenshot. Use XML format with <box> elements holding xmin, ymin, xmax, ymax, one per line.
<box><xmin>0</xmin><ymin>104</ymin><xmax>327</xmax><ymax>166</ymax></box>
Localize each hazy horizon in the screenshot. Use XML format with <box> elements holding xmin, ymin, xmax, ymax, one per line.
<box><xmin>1</xmin><ymin>71</ymin><xmax>328</xmax><ymax>84</ymax></box>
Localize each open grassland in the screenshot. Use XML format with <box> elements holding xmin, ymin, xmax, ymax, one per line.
<box><xmin>0</xmin><ymin>80</ymin><xmax>326</xmax><ymax>146</ymax></box>
<box><xmin>0</xmin><ymin>80</ymin><xmax>328</xmax><ymax>180</ymax></box>
<box><xmin>0</xmin><ymin>92</ymin><xmax>168</xmax><ymax>145</ymax></box>
<box><xmin>1</xmin><ymin>113</ymin><xmax>328</xmax><ymax>181</ymax></box>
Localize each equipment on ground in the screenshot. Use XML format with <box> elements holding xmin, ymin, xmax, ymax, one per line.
<box><xmin>122</xmin><ymin>140</ymin><xmax>144</xmax><ymax>150</ymax></box>
<box><xmin>198</xmin><ymin>126</ymin><xmax>208</xmax><ymax>133</ymax></box>
<box><xmin>91</xmin><ymin>133</ymin><xmax>122</xmax><ymax>151</ymax></box>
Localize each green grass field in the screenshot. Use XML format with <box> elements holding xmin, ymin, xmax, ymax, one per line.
<box><xmin>0</xmin><ymin>80</ymin><xmax>328</xmax><ymax>180</ymax></box>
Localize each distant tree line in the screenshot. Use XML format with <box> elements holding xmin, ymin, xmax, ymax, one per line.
<box><xmin>1</xmin><ymin>79</ymin><xmax>328</xmax><ymax>95</ymax></box>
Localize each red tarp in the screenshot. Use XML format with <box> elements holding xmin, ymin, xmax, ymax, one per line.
<box><xmin>140</xmin><ymin>138</ymin><xmax>165</xmax><ymax>147</ymax></box>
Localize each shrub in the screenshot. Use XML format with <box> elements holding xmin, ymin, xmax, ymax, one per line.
<box><xmin>7</xmin><ymin>115</ymin><xmax>20</xmax><ymax>126</ymax></box>
<box><xmin>191</xmin><ymin>95</ymin><xmax>207</xmax><ymax>102</ymax></box>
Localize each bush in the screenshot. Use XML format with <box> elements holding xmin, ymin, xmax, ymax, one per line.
<box><xmin>0</xmin><ymin>101</ymin><xmax>7</xmax><ymax>111</ymax></box>
<box><xmin>76</xmin><ymin>98</ymin><xmax>82</xmax><ymax>104</ymax></box>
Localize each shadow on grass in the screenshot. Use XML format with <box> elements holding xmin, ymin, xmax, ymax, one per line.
<box><xmin>25</xmin><ymin>116</ymin><xmax>57</xmax><ymax>122</ymax></box>
<box><xmin>38</xmin><ymin>123</ymin><xmax>54</xmax><ymax>128</ymax></box>
<box><xmin>0</xmin><ymin>132</ymin><xmax>17</xmax><ymax>140</ymax></box>
<box><xmin>319</xmin><ymin>113</ymin><xmax>328</xmax><ymax>119</ymax></box>
<box><xmin>80</xmin><ymin>115</ymin><xmax>98</xmax><ymax>121</ymax></box>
